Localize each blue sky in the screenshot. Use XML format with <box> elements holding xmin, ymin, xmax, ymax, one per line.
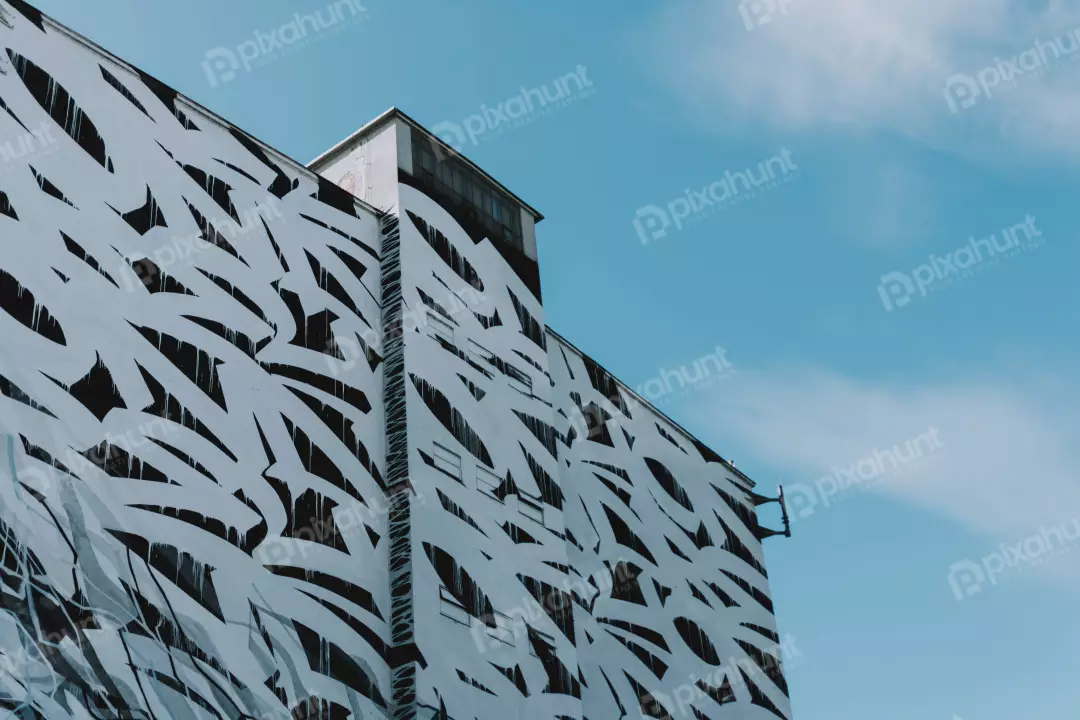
<box><xmin>29</xmin><ymin>0</ymin><xmax>1080</xmax><ymax>717</ymax></box>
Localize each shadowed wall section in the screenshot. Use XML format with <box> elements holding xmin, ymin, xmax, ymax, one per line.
<box><xmin>549</xmin><ymin>337</ymin><xmax>793</xmax><ymax>720</ymax></box>
<box><xmin>0</xmin><ymin>6</ymin><xmax>391</xmax><ymax>718</ymax></box>
<box><xmin>388</xmin><ymin>175</ymin><xmax>793</xmax><ymax>719</ymax></box>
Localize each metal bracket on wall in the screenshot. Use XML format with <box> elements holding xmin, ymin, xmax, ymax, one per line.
<box><xmin>749</xmin><ymin>485</ymin><xmax>793</xmax><ymax>540</ymax></box>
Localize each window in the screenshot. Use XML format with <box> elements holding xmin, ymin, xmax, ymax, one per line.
<box><xmin>529</xmin><ymin>628</ymin><xmax>556</xmax><ymax>657</ymax></box>
<box><xmin>411</xmin><ymin>127</ymin><xmax>526</xmax><ymax>254</ymax></box>
<box><xmin>519</xmin><ymin>495</ymin><xmax>544</xmax><ymax>525</ymax></box>
<box><xmin>505</xmin><ymin>363</ymin><xmax>533</xmax><ymax>395</ymax></box>
<box><xmin>439</xmin><ymin>586</ymin><xmax>470</xmax><ymax>625</ymax></box>
<box><xmin>427</xmin><ymin>311</ymin><xmax>454</xmax><ymax>346</ymax></box>
<box><xmin>468</xmin><ymin>339</ymin><xmax>494</xmax><ymax>366</ymax></box>
<box><xmin>483</xmin><ymin>610</ymin><xmax>515</xmax><ymax>648</ymax></box>
<box><xmin>477</xmin><ymin>465</ymin><xmax>503</xmax><ymax>500</ymax></box>
<box><xmin>433</xmin><ymin>443</ymin><xmax>462</xmax><ymax>481</ymax></box>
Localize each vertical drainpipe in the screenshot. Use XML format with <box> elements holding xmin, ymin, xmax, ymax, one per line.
<box><xmin>380</xmin><ymin>210</ymin><xmax>421</xmax><ymax>719</ymax></box>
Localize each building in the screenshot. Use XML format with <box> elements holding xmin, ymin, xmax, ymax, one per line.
<box><xmin>0</xmin><ymin>2</ymin><xmax>794</xmax><ymax>719</ymax></box>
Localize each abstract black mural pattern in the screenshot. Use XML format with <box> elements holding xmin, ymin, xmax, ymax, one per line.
<box><xmin>0</xmin><ymin>5</ymin><xmax>390</xmax><ymax>718</ymax></box>
<box><xmin>0</xmin><ymin>2</ymin><xmax>792</xmax><ymax>718</ymax></box>
<box><xmin>377</xmin><ymin>180</ymin><xmax>792</xmax><ymax>719</ymax></box>
<box><xmin>391</xmin><ymin>182</ymin><xmax>583</xmax><ymax>719</ymax></box>
<box><xmin>550</xmin><ymin>343</ymin><xmax>792</xmax><ymax>720</ymax></box>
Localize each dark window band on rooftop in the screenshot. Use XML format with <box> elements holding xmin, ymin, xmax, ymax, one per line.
<box><xmin>411</xmin><ymin>127</ymin><xmax>524</xmax><ymax>254</ymax></box>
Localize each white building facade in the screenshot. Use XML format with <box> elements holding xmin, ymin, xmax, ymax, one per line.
<box><xmin>0</xmin><ymin>2</ymin><xmax>793</xmax><ymax>718</ymax></box>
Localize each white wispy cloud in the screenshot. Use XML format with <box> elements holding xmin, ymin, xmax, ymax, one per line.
<box><xmin>639</xmin><ymin>0</ymin><xmax>1080</xmax><ymax>160</ymax></box>
<box><xmin>682</xmin><ymin>366</ymin><xmax>1080</xmax><ymax>550</ymax></box>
